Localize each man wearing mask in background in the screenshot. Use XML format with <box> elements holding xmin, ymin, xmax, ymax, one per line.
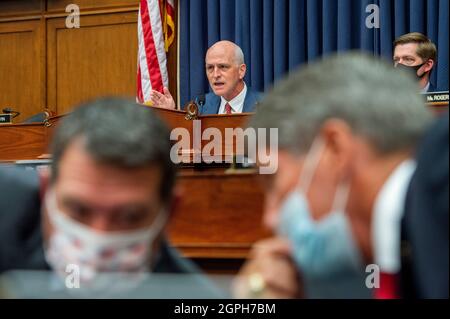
<box><xmin>150</xmin><ymin>40</ymin><xmax>261</xmax><ymax>114</ymax></box>
<box><xmin>234</xmin><ymin>54</ymin><xmax>432</xmax><ymax>298</ymax></box>
<box><xmin>0</xmin><ymin>98</ymin><xmax>210</xmax><ymax>296</ymax></box>
<box><xmin>393</xmin><ymin>32</ymin><xmax>437</xmax><ymax>93</ymax></box>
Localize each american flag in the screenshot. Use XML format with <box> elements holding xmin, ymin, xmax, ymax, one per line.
<box><xmin>137</xmin><ymin>0</ymin><xmax>175</xmax><ymax>104</ymax></box>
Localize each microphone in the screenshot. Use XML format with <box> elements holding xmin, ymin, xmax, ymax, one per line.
<box><xmin>195</xmin><ymin>95</ymin><xmax>205</xmax><ymax>114</ymax></box>
<box><xmin>2</xmin><ymin>108</ymin><xmax>21</xmax><ymax>118</ymax></box>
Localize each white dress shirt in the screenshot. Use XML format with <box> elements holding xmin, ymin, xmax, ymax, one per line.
<box><xmin>372</xmin><ymin>160</ymin><xmax>416</xmax><ymax>274</ymax></box>
<box><xmin>218</xmin><ymin>83</ymin><xmax>247</xmax><ymax>114</ymax></box>
<box><xmin>421</xmin><ymin>82</ymin><xmax>431</xmax><ymax>94</ymax></box>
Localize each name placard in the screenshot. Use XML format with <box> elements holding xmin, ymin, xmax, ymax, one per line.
<box><xmin>423</xmin><ymin>91</ymin><xmax>449</xmax><ymax>104</ymax></box>
<box><xmin>0</xmin><ymin>114</ymin><xmax>12</xmax><ymax>124</ymax></box>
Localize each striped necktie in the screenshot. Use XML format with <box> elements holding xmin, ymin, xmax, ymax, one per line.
<box><xmin>225</xmin><ymin>102</ymin><xmax>232</xmax><ymax>114</ymax></box>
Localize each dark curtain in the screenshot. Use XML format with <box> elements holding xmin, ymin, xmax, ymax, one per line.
<box><xmin>179</xmin><ymin>0</ymin><xmax>449</xmax><ymax>106</ymax></box>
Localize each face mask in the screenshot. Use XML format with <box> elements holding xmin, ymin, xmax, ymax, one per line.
<box><xmin>277</xmin><ymin>138</ymin><xmax>363</xmax><ymax>280</ymax></box>
<box><xmin>396</xmin><ymin>62</ymin><xmax>427</xmax><ymax>80</ymax></box>
<box><xmin>43</xmin><ymin>190</ymin><xmax>166</xmax><ymax>285</ymax></box>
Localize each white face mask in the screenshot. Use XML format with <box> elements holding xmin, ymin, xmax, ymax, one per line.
<box><xmin>43</xmin><ymin>190</ymin><xmax>166</xmax><ymax>285</ymax></box>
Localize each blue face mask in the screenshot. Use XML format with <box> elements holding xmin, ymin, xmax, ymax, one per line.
<box><xmin>276</xmin><ymin>138</ymin><xmax>364</xmax><ymax>281</ymax></box>
<box><xmin>278</xmin><ymin>191</ymin><xmax>363</xmax><ymax>280</ymax></box>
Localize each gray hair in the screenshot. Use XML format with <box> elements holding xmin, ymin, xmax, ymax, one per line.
<box><xmin>50</xmin><ymin>97</ymin><xmax>176</xmax><ymax>202</ymax></box>
<box><xmin>234</xmin><ymin>45</ymin><xmax>245</xmax><ymax>65</ymax></box>
<box><xmin>249</xmin><ymin>52</ymin><xmax>433</xmax><ymax>155</ymax></box>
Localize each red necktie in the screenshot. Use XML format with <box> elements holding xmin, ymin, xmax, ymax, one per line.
<box><xmin>374</xmin><ymin>272</ymin><xmax>400</xmax><ymax>299</ymax></box>
<box><xmin>225</xmin><ymin>103</ymin><xmax>232</xmax><ymax>114</ymax></box>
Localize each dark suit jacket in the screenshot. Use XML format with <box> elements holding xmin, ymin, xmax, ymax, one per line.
<box><xmin>427</xmin><ymin>82</ymin><xmax>437</xmax><ymax>93</ymax></box>
<box><xmin>197</xmin><ymin>87</ymin><xmax>261</xmax><ymax>115</ymax></box>
<box><xmin>0</xmin><ymin>167</ymin><xmax>201</xmax><ymax>275</ymax></box>
<box><xmin>400</xmin><ymin>114</ymin><xmax>449</xmax><ymax>298</ymax></box>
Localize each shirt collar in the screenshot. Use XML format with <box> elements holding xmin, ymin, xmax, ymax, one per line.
<box><xmin>421</xmin><ymin>81</ymin><xmax>430</xmax><ymax>94</ymax></box>
<box><xmin>220</xmin><ymin>83</ymin><xmax>247</xmax><ymax>112</ymax></box>
<box><xmin>372</xmin><ymin>160</ymin><xmax>416</xmax><ymax>273</ymax></box>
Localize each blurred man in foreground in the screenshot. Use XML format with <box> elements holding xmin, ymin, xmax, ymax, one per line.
<box><xmin>401</xmin><ymin>114</ymin><xmax>449</xmax><ymax>299</ymax></box>
<box><xmin>0</xmin><ymin>98</ymin><xmax>211</xmax><ymax>295</ymax></box>
<box><xmin>235</xmin><ymin>53</ymin><xmax>432</xmax><ymax>298</ymax></box>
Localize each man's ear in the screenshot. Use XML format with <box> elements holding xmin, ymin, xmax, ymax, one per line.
<box><xmin>239</xmin><ymin>64</ymin><xmax>247</xmax><ymax>80</ymax></box>
<box><xmin>319</xmin><ymin>119</ymin><xmax>355</xmax><ymax>178</ymax></box>
<box><xmin>423</xmin><ymin>59</ymin><xmax>434</xmax><ymax>73</ymax></box>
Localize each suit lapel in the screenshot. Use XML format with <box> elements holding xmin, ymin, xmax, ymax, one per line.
<box><xmin>202</xmin><ymin>93</ymin><xmax>221</xmax><ymax>115</ymax></box>
<box><xmin>212</xmin><ymin>95</ymin><xmax>221</xmax><ymax>114</ymax></box>
<box><xmin>428</xmin><ymin>82</ymin><xmax>436</xmax><ymax>93</ymax></box>
<box><xmin>243</xmin><ymin>89</ymin><xmax>258</xmax><ymax>113</ymax></box>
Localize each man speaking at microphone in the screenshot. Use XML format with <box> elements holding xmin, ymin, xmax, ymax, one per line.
<box><xmin>150</xmin><ymin>40</ymin><xmax>261</xmax><ymax>115</ymax></box>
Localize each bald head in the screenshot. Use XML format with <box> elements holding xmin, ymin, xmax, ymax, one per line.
<box><xmin>205</xmin><ymin>40</ymin><xmax>247</xmax><ymax>101</ymax></box>
<box><xmin>206</xmin><ymin>41</ymin><xmax>245</xmax><ymax>65</ymax></box>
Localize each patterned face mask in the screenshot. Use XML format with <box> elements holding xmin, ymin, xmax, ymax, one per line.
<box><xmin>43</xmin><ymin>190</ymin><xmax>166</xmax><ymax>285</ymax></box>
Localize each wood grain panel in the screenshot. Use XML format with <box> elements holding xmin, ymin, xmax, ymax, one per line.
<box><xmin>0</xmin><ymin>19</ymin><xmax>44</xmax><ymax>123</ymax></box>
<box><xmin>0</xmin><ymin>124</ymin><xmax>46</xmax><ymax>161</ymax></box>
<box><xmin>427</xmin><ymin>102</ymin><xmax>449</xmax><ymax>115</ymax></box>
<box><xmin>46</xmin><ymin>0</ymin><xmax>138</xmax><ymax>12</ymax></box>
<box><xmin>0</xmin><ymin>0</ymin><xmax>43</xmax><ymax>19</ymax></box>
<box><xmin>46</xmin><ymin>12</ymin><xmax>139</xmax><ymax>114</ymax></box>
<box><xmin>168</xmin><ymin>171</ymin><xmax>270</xmax><ymax>258</ymax></box>
<box><xmin>1</xmin><ymin>1</ymin><xmax>178</xmax><ymax>118</ymax></box>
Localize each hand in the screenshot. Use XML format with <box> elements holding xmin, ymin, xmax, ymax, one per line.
<box><xmin>150</xmin><ymin>87</ymin><xmax>176</xmax><ymax>109</ymax></box>
<box><xmin>233</xmin><ymin>237</ymin><xmax>303</xmax><ymax>299</ymax></box>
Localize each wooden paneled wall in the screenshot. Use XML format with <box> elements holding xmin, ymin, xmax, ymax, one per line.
<box><xmin>0</xmin><ymin>0</ymin><xmax>178</xmax><ymax>122</ymax></box>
